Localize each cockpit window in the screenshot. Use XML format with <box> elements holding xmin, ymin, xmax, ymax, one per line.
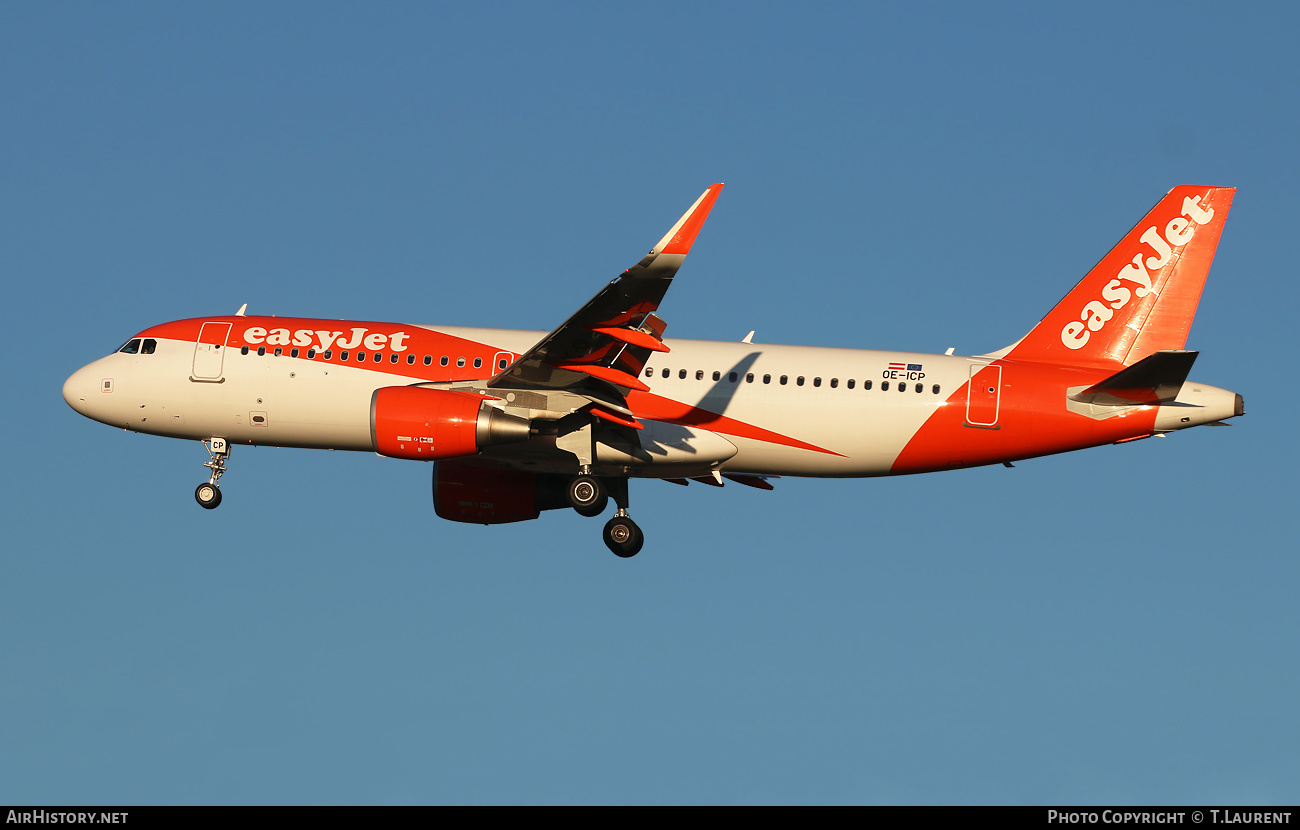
<box><xmin>141</xmin><ymin>339</ymin><xmax>157</xmax><ymax>355</ymax></box>
<box><xmin>118</xmin><ymin>339</ymin><xmax>141</xmax><ymax>354</ymax></box>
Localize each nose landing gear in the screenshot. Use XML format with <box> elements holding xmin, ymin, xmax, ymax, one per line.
<box><xmin>195</xmin><ymin>438</ymin><xmax>229</xmax><ymax>510</ymax></box>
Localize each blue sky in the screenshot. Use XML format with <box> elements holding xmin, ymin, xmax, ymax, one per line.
<box><xmin>2</xmin><ymin>3</ymin><xmax>1297</xmax><ymax>804</ymax></box>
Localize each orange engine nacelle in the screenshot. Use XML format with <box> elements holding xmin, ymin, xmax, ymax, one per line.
<box><xmin>432</xmin><ymin>458</ymin><xmax>569</xmax><ymax>525</ymax></box>
<box><xmin>370</xmin><ymin>386</ymin><xmax>530</xmax><ymax>461</ymax></box>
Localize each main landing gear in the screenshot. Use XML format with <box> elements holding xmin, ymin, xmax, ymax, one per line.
<box><xmin>195</xmin><ymin>437</ymin><xmax>229</xmax><ymax>510</ymax></box>
<box><xmin>567</xmin><ymin>474</ymin><xmax>608</xmax><ymax>517</ymax></box>
<box><xmin>566</xmin><ymin>472</ymin><xmax>643</xmax><ymax>557</ymax></box>
<box><xmin>603</xmin><ymin>512</ymin><xmax>643</xmax><ymax>558</ymax></box>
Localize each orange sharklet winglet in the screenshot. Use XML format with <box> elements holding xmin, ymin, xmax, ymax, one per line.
<box><xmin>652</xmin><ymin>183</ymin><xmax>724</xmax><ymax>256</ymax></box>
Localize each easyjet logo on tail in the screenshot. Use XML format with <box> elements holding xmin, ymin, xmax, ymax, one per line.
<box><xmin>1060</xmin><ymin>195</ymin><xmax>1215</xmax><ymax>350</ymax></box>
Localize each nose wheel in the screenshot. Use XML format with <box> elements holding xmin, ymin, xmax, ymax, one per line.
<box><xmin>195</xmin><ymin>481</ymin><xmax>222</xmax><ymax>509</ymax></box>
<box><xmin>195</xmin><ymin>437</ymin><xmax>230</xmax><ymax>510</ymax></box>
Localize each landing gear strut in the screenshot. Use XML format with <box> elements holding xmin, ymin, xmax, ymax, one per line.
<box><xmin>195</xmin><ymin>437</ymin><xmax>229</xmax><ymax>510</ymax></box>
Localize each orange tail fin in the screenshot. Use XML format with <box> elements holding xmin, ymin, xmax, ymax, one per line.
<box><xmin>1006</xmin><ymin>185</ymin><xmax>1234</xmax><ymax>368</ymax></box>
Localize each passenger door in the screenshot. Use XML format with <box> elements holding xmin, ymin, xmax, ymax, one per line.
<box><xmin>192</xmin><ymin>322</ymin><xmax>232</xmax><ymax>381</ymax></box>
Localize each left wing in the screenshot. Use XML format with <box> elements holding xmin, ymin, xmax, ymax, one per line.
<box><xmin>488</xmin><ymin>184</ymin><xmax>724</xmax><ymax>406</ymax></box>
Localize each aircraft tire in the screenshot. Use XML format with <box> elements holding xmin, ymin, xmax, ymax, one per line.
<box><xmin>574</xmin><ymin>490</ymin><xmax>609</xmax><ymax>518</ymax></box>
<box><xmin>567</xmin><ymin>475</ymin><xmax>604</xmax><ymax>510</ymax></box>
<box><xmin>195</xmin><ymin>483</ymin><xmax>222</xmax><ymax>510</ymax></box>
<box><xmin>603</xmin><ymin>516</ymin><xmax>643</xmax><ymax>558</ymax></box>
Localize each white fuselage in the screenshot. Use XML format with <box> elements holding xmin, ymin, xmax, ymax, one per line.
<box><xmin>62</xmin><ymin>322</ymin><xmax>1237</xmax><ymax>479</ymax></box>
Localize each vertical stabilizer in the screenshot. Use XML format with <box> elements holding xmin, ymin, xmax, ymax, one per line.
<box><xmin>1006</xmin><ymin>186</ymin><xmax>1234</xmax><ymax>368</ymax></box>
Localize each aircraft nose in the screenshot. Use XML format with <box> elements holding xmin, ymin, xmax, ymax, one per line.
<box><xmin>63</xmin><ymin>365</ymin><xmax>94</xmax><ymax>415</ymax></box>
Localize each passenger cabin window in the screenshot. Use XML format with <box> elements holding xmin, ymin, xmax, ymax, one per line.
<box><xmin>339</xmin><ymin>350</ymin><xmax>348</xmax><ymax>360</ymax></box>
<box><xmin>474</xmin><ymin>357</ymin><xmax>482</xmax><ymax>368</ymax></box>
<box><xmin>746</xmin><ymin>373</ymin><xmax>754</xmax><ymax>383</ymax></box>
<box><xmin>646</xmin><ymin>368</ymin><xmax>654</xmax><ymax>378</ymax></box>
<box><xmin>374</xmin><ymin>352</ymin><xmax>382</xmax><ymax>362</ymax></box>
<box><xmin>830</xmin><ymin>378</ymin><xmax>838</xmax><ymax>388</ymax></box>
<box><xmin>899</xmin><ymin>382</ymin><xmax>907</xmax><ymax>392</ymax></box>
<box><xmin>406</xmin><ymin>354</ymin><xmax>415</xmax><ymax>365</ymax></box>
<box><xmin>291</xmin><ymin>348</ymin><xmax>299</xmax><ymax>358</ymax></box>
<box><xmin>713</xmin><ymin>371</ymin><xmax>721</xmax><ymax>381</ymax></box>
<box><xmin>728</xmin><ymin>372</ymin><xmax>738</xmax><ymax>382</ymax></box>
<box><xmin>307</xmin><ymin>348</ymin><xmax>316</xmax><ymax>358</ymax></box>
<box><xmin>847</xmin><ymin>379</ymin><xmax>855</xmax><ymax>389</ymax></box>
<box><xmin>357</xmin><ymin>351</ymin><xmax>366</xmax><ymax>361</ymax></box>
<box><xmin>258</xmin><ymin>346</ymin><xmax>267</xmax><ymax>356</ymax></box>
<box><xmin>679</xmin><ymin>369</ymin><xmax>687</xmax><ymax>379</ymax></box>
<box><xmin>696</xmin><ymin>370</ymin><xmax>704</xmax><ymax>380</ymax></box>
<box><xmin>323</xmin><ymin>350</ymin><xmax>333</xmax><ymax>360</ymax></box>
<box><xmin>763</xmin><ymin>374</ymin><xmax>771</xmax><ymax>384</ymax></box>
<box><xmin>932</xmin><ymin>384</ymin><xmax>941</xmax><ymax>394</ymax></box>
<box><xmin>813</xmin><ymin>377</ymin><xmax>821</xmax><ymax>387</ymax></box>
<box><xmin>498</xmin><ymin>359</ymin><xmax>508</xmax><ymax>370</ymax></box>
<box><xmin>662</xmin><ymin>368</ymin><xmax>670</xmax><ymax>378</ymax></box>
<box><xmin>864</xmin><ymin>379</ymin><xmax>872</xmax><ymax>390</ymax></box>
<box><xmin>882</xmin><ymin>380</ymin><xmax>889</xmax><ymax>391</ymax></box>
<box><xmin>780</xmin><ymin>375</ymin><xmax>788</xmax><ymax>385</ymax></box>
<box><xmin>424</xmin><ymin>355</ymin><xmax>432</xmax><ymax>365</ymax></box>
<box><xmin>457</xmin><ymin>357</ymin><xmax>466</xmax><ymax>367</ymax></box>
<box><xmin>440</xmin><ymin>356</ymin><xmax>449</xmax><ymax>366</ymax></box>
<box><xmin>241</xmin><ymin>346</ymin><xmax>249</xmax><ymax>355</ymax></box>
<box><xmin>797</xmin><ymin>376</ymin><xmax>805</xmax><ymax>386</ymax></box>
<box><xmin>915</xmin><ymin>383</ymin><xmax>923</xmax><ymax>393</ymax></box>
<box><xmin>119</xmin><ymin>339</ymin><xmax>141</xmax><ymax>354</ymax></box>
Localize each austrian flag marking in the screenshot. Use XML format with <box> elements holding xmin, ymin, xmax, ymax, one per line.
<box><xmin>883</xmin><ymin>362</ymin><xmax>925</xmax><ymax>381</ymax></box>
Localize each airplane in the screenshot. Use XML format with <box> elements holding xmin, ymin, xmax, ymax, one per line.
<box><xmin>62</xmin><ymin>183</ymin><xmax>1242</xmax><ymax>557</ymax></box>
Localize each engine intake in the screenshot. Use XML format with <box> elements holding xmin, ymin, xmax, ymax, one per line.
<box><xmin>370</xmin><ymin>386</ymin><xmax>530</xmax><ymax>460</ymax></box>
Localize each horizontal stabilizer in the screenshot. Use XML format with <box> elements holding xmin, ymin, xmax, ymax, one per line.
<box><xmin>1070</xmin><ymin>350</ymin><xmax>1198</xmax><ymax>406</ymax></box>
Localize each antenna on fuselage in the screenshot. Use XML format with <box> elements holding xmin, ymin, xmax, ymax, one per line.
<box><xmin>235</xmin><ymin>304</ymin><xmax>248</xmax><ymax>316</ymax></box>
<box><xmin>742</xmin><ymin>331</ymin><xmax>755</xmax><ymax>344</ymax></box>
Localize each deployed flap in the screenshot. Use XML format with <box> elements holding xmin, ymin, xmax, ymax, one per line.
<box><xmin>489</xmin><ymin>184</ymin><xmax>724</xmax><ymax>398</ymax></box>
<box><xmin>1069</xmin><ymin>350</ymin><xmax>1198</xmax><ymax>405</ymax></box>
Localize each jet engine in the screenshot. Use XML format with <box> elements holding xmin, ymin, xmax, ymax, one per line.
<box><xmin>370</xmin><ymin>386</ymin><xmax>530</xmax><ymax>461</ymax></box>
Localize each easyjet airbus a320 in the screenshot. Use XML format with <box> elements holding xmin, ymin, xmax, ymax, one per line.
<box><xmin>63</xmin><ymin>184</ymin><xmax>1242</xmax><ymax>556</ymax></box>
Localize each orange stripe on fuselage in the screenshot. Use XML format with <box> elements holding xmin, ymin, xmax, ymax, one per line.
<box><xmin>627</xmin><ymin>391</ymin><xmax>844</xmax><ymax>457</ymax></box>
